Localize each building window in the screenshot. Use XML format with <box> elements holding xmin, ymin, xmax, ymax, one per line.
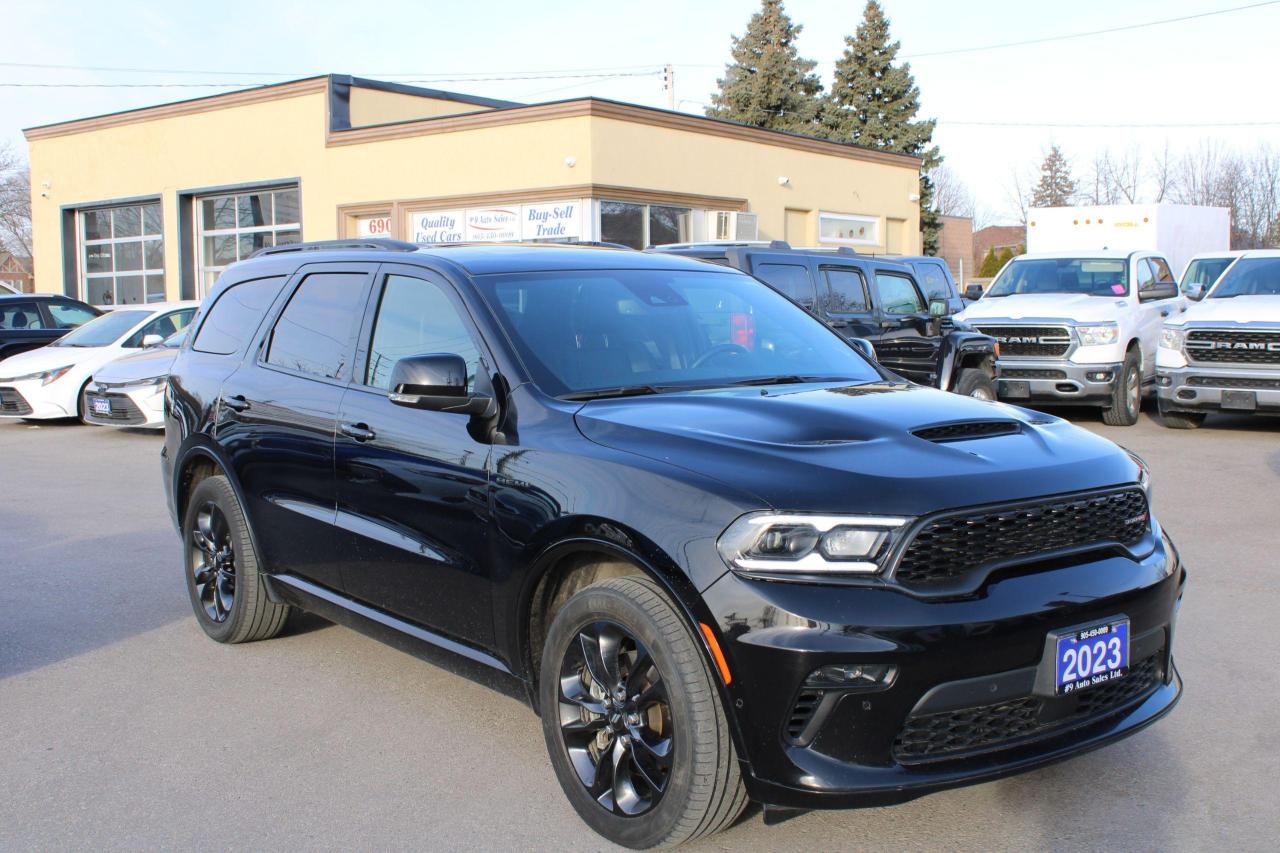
<box><xmin>80</xmin><ymin>202</ymin><xmax>164</xmax><ymax>306</ymax></box>
<box><xmin>197</xmin><ymin>186</ymin><xmax>300</xmax><ymax>295</ymax></box>
<box><xmin>600</xmin><ymin>201</ymin><xmax>691</xmax><ymax>249</ymax></box>
<box><xmin>818</xmin><ymin>212</ymin><xmax>880</xmax><ymax>247</ymax></box>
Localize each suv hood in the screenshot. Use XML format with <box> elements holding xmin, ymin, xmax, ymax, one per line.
<box><xmin>574</xmin><ymin>383</ymin><xmax>1137</xmax><ymax>516</ymax></box>
<box><xmin>958</xmin><ymin>293</ymin><xmax>1129</xmax><ymax>325</ymax></box>
<box><xmin>93</xmin><ymin>346</ymin><xmax>177</xmax><ymax>383</ymax></box>
<box><xmin>1168</xmin><ymin>294</ymin><xmax>1280</xmax><ymax>326</ymax></box>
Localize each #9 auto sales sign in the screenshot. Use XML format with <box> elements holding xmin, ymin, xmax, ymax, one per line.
<box><xmin>465</xmin><ymin>208</ymin><xmax>521</xmax><ymax>242</ymax></box>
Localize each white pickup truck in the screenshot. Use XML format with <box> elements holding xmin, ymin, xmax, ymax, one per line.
<box><xmin>957</xmin><ymin>250</ymin><xmax>1185</xmax><ymax>425</ymax></box>
<box><xmin>1156</xmin><ymin>250</ymin><xmax>1280</xmax><ymax>428</ymax></box>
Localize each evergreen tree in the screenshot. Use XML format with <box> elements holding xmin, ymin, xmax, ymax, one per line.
<box><xmin>706</xmin><ymin>0</ymin><xmax>823</xmax><ymax>134</ymax></box>
<box><xmin>997</xmin><ymin>247</ymin><xmax>1015</xmax><ymax>267</ymax></box>
<box><xmin>1031</xmin><ymin>145</ymin><xmax>1078</xmax><ymax>208</ymax></box>
<box><xmin>979</xmin><ymin>247</ymin><xmax>1002</xmax><ymax>278</ymax></box>
<box><xmin>821</xmin><ymin>1</ymin><xmax>941</xmax><ymax>253</ymax></box>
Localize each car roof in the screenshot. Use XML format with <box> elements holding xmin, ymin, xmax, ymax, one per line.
<box><xmin>1218</xmin><ymin>249</ymin><xmax>1280</xmax><ymax>259</ymax></box>
<box><xmin>1187</xmin><ymin>250</ymin><xmax>1250</xmax><ymax>260</ymax></box>
<box><xmin>1014</xmin><ymin>250</ymin><xmax>1145</xmax><ymax>261</ymax></box>
<box><xmin>0</xmin><ymin>292</ymin><xmax>82</xmax><ymax>302</ymax></box>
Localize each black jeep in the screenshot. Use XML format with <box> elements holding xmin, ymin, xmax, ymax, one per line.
<box><xmin>652</xmin><ymin>243</ymin><xmax>998</xmax><ymax>399</ymax></box>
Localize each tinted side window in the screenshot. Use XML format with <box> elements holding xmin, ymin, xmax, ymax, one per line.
<box><xmin>916</xmin><ymin>262</ymin><xmax>953</xmax><ymax>302</ymax></box>
<box><xmin>366</xmin><ymin>275</ymin><xmax>481</xmax><ymax>391</ymax></box>
<box><xmin>874</xmin><ymin>273</ymin><xmax>925</xmax><ymax>315</ymax></box>
<box><xmin>822</xmin><ymin>267</ymin><xmax>870</xmax><ymax>313</ymax></box>
<box><xmin>1135</xmin><ymin>259</ymin><xmax>1156</xmax><ymax>291</ymax></box>
<box><xmin>1150</xmin><ymin>257</ymin><xmax>1175</xmax><ymax>283</ymax></box>
<box><xmin>755</xmin><ymin>263</ymin><xmax>816</xmax><ymax>307</ymax></box>
<box><xmin>0</xmin><ymin>301</ymin><xmax>45</xmax><ymax>330</ymax></box>
<box><xmin>124</xmin><ymin>309</ymin><xmax>196</xmax><ymax>348</ymax></box>
<box><xmin>265</xmin><ymin>273</ymin><xmax>367</xmax><ymax>381</ymax></box>
<box><xmin>46</xmin><ymin>302</ymin><xmax>99</xmax><ymax>329</ymax></box>
<box><xmin>193</xmin><ymin>276</ymin><xmax>287</xmax><ymax>355</ymax></box>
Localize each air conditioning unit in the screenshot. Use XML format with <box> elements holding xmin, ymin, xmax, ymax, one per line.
<box><xmin>709</xmin><ymin>211</ymin><xmax>759</xmax><ymax>241</ymax></box>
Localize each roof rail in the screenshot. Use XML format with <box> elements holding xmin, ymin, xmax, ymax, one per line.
<box><xmin>561</xmin><ymin>240</ymin><xmax>634</xmax><ymax>250</ymax></box>
<box><xmin>768</xmin><ymin>240</ymin><xmax>792</xmax><ymax>250</ymax></box>
<box><xmin>249</xmin><ymin>238</ymin><xmax>419</xmax><ymax>258</ymax></box>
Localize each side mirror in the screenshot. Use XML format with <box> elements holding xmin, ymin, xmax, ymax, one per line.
<box><xmin>928</xmin><ymin>299</ymin><xmax>948</xmax><ymax>317</ymax></box>
<box><xmin>1184</xmin><ymin>283</ymin><xmax>1206</xmax><ymax>301</ymax></box>
<box><xmin>1139</xmin><ymin>282</ymin><xmax>1179</xmax><ymax>303</ymax></box>
<box><xmin>964</xmin><ymin>284</ymin><xmax>984</xmax><ymax>301</ymax></box>
<box><xmin>388</xmin><ymin>353</ymin><xmax>497</xmax><ymax>418</ymax></box>
<box><xmin>848</xmin><ymin>337</ymin><xmax>877</xmax><ymax>360</ymax></box>
<box><xmin>141</xmin><ymin>334</ymin><xmax>165</xmax><ymax>348</ymax></box>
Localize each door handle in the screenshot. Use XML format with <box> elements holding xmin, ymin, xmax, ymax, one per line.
<box><xmin>340</xmin><ymin>422</ymin><xmax>376</xmax><ymax>442</ymax></box>
<box><xmin>1160</xmin><ymin>309</ymin><xmax>1171</xmax><ymax>317</ymax></box>
<box><xmin>223</xmin><ymin>394</ymin><xmax>250</xmax><ymax>412</ymax></box>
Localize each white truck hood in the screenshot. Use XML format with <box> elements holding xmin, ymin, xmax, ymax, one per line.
<box><xmin>958</xmin><ymin>293</ymin><xmax>1129</xmax><ymax>325</ymax></box>
<box><xmin>1166</xmin><ymin>295</ymin><xmax>1280</xmax><ymax>327</ymax></box>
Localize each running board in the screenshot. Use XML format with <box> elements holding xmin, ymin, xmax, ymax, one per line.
<box><xmin>269</xmin><ymin>573</ymin><xmax>512</xmax><ymax>675</ymax></box>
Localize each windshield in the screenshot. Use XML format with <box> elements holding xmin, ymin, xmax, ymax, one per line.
<box><xmin>474</xmin><ymin>269</ymin><xmax>883</xmax><ymax>396</ymax></box>
<box><xmin>987</xmin><ymin>258</ymin><xmax>1129</xmax><ymax>297</ymax></box>
<box><xmin>1182</xmin><ymin>257</ymin><xmax>1234</xmax><ymax>293</ymax></box>
<box><xmin>163</xmin><ymin>329</ymin><xmax>188</xmax><ymax>348</ymax></box>
<box><xmin>50</xmin><ymin>310</ymin><xmax>150</xmax><ymax>347</ymax></box>
<box><xmin>1208</xmin><ymin>257</ymin><xmax>1280</xmax><ymax>298</ymax></box>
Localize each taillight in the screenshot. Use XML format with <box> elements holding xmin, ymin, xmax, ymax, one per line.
<box><xmin>731</xmin><ymin>312</ymin><xmax>755</xmax><ymax>350</ymax></box>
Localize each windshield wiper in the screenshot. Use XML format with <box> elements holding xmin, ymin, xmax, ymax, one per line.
<box><xmin>729</xmin><ymin>375</ymin><xmax>861</xmax><ymax>387</ymax></box>
<box><xmin>560</xmin><ymin>384</ymin><xmax>664</xmax><ymax>401</ymax></box>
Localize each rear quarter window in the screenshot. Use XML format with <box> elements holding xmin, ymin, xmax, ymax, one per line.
<box><xmin>192</xmin><ymin>276</ymin><xmax>287</xmax><ymax>355</ymax></box>
<box><xmin>915</xmin><ymin>262</ymin><xmax>954</xmax><ymax>302</ymax></box>
<box><xmin>754</xmin><ymin>263</ymin><xmax>817</xmax><ymax>307</ymax></box>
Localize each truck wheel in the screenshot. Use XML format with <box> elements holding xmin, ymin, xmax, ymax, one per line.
<box><xmin>953</xmin><ymin>368</ymin><xmax>996</xmax><ymax>401</ymax></box>
<box><xmin>540</xmin><ymin>576</ymin><xmax>747</xmax><ymax>848</ymax></box>
<box><xmin>1101</xmin><ymin>349</ymin><xmax>1142</xmax><ymax>426</ymax></box>
<box><xmin>1159</xmin><ymin>407</ymin><xmax>1206</xmax><ymax>430</ymax></box>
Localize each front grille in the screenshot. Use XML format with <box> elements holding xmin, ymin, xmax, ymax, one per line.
<box><xmin>1185</xmin><ymin>329</ymin><xmax>1280</xmax><ymax>365</ymax></box>
<box><xmin>81</xmin><ymin>390</ymin><xmax>146</xmax><ymax>425</ymax></box>
<box><xmin>912</xmin><ymin>421</ymin><xmax>1020</xmax><ymax>442</ymax></box>
<box><xmin>785</xmin><ymin>690</ymin><xmax>824</xmax><ymax>744</ymax></box>
<box><xmin>1000</xmin><ymin>368</ymin><xmax>1069</xmax><ymax>380</ymax></box>
<box><xmin>893</xmin><ymin>488</ymin><xmax>1149</xmax><ymax>591</ymax></box>
<box><xmin>976</xmin><ymin>325</ymin><xmax>1072</xmax><ymax>358</ymax></box>
<box><xmin>0</xmin><ymin>386</ymin><xmax>33</xmax><ymax>415</ymax></box>
<box><xmin>893</xmin><ymin>654</ymin><xmax>1161</xmax><ymax>762</ymax></box>
<box><xmin>1186</xmin><ymin>375</ymin><xmax>1280</xmax><ymax>390</ymax></box>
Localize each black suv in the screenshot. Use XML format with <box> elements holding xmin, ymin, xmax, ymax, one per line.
<box><xmin>653</xmin><ymin>243</ymin><xmax>998</xmax><ymax>399</ymax></box>
<box><xmin>163</xmin><ymin>240</ymin><xmax>1182</xmax><ymax>849</ymax></box>
<box><xmin>0</xmin><ymin>294</ymin><xmax>102</xmax><ymax>359</ymax></box>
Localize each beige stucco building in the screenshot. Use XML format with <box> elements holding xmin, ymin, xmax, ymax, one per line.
<box><xmin>24</xmin><ymin>75</ymin><xmax>922</xmax><ymax>306</ymax></box>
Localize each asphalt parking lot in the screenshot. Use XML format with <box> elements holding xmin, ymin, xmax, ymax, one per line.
<box><xmin>2</xmin><ymin>407</ymin><xmax>1277</xmax><ymax>852</ymax></box>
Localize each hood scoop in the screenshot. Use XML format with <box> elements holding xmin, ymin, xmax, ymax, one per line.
<box><xmin>912</xmin><ymin>420</ymin><xmax>1021</xmax><ymax>443</ymax></box>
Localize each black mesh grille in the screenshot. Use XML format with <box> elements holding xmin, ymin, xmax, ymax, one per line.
<box><xmin>0</xmin><ymin>386</ymin><xmax>32</xmax><ymax>415</ymax></box>
<box><xmin>893</xmin><ymin>655</ymin><xmax>1161</xmax><ymax>761</ymax></box>
<box><xmin>893</xmin><ymin>488</ymin><xmax>1150</xmax><ymax>590</ymax></box>
<box><xmin>975</xmin><ymin>325</ymin><xmax>1072</xmax><ymax>357</ymax></box>
<box><xmin>912</xmin><ymin>421</ymin><xmax>1020</xmax><ymax>442</ymax></box>
<box><xmin>1186</xmin><ymin>375</ymin><xmax>1280</xmax><ymax>390</ymax></box>
<box><xmin>1186</xmin><ymin>329</ymin><xmax>1280</xmax><ymax>365</ymax></box>
<box><xmin>1000</xmin><ymin>368</ymin><xmax>1069</xmax><ymax>380</ymax></box>
<box><xmin>81</xmin><ymin>391</ymin><xmax>147</xmax><ymax>425</ymax></box>
<box><xmin>785</xmin><ymin>690</ymin><xmax>824</xmax><ymax>744</ymax></box>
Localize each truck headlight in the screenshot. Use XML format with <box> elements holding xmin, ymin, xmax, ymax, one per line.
<box><xmin>1159</xmin><ymin>328</ymin><xmax>1185</xmax><ymax>350</ymax></box>
<box><xmin>717</xmin><ymin>512</ymin><xmax>909</xmax><ymax>577</ymax></box>
<box><xmin>1076</xmin><ymin>324</ymin><xmax>1119</xmax><ymax>346</ymax></box>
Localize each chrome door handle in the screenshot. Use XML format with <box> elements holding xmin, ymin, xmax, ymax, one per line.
<box><xmin>223</xmin><ymin>394</ymin><xmax>250</xmax><ymax>412</ymax></box>
<box><xmin>340</xmin><ymin>422</ymin><xmax>376</xmax><ymax>442</ymax></box>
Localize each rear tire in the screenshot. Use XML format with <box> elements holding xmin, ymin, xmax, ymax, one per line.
<box><xmin>1159</xmin><ymin>407</ymin><xmax>1206</xmax><ymax>429</ymax></box>
<box><xmin>182</xmin><ymin>475</ymin><xmax>290</xmax><ymax>644</ymax></box>
<box><xmin>540</xmin><ymin>575</ymin><xmax>746</xmax><ymax>849</ymax></box>
<box><xmin>1101</xmin><ymin>349</ymin><xmax>1142</xmax><ymax>426</ymax></box>
<box><xmin>953</xmin><ymin>367</ymin><xmax>996</xmax><ymax>401</ymax></box>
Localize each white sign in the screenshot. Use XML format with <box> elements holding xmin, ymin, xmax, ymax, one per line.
<box><xmin>465</xmin><ymin>207</ymin><xmax>520</xmax><ymax>242</ymax></box>
<box><xmin>411</xmin><ymin>209</ymin><xmax>465</xmax><ymax>243</ymax></box>
<box><xmin>522</xmin><ymin>201</ymin><xmax>581</xmax><ymax>240</ymax></box>
<box><xmin>354</xmin><ymin>214</ymin><xmax>393</xmax><ymax>238</ymax></box>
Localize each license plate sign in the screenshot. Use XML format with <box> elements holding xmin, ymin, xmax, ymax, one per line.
<box><xmin>1054</xmin><ymin>620</ymin><xmax>1129</xmax><ymax>695</ymax></box>
<box><xmin>1001</xmin><ymin>380</ymin><xmax>1030</xmax><ymax>398</ymax></box>
<box><xmin>1221</xmin><ymin>390</ymin><xmax>1257</xmax><ymax>410</ymax></box>
<box><xmin>90</xmin><ymin>397</ymin><xmax>112</xmax><ymax>415</ymax></box>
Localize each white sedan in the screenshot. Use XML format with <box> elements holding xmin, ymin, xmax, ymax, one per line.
<box><xmin>82</xmin><ymin>328</ymin><xmax>188</xmax><ymax>428</ymax></box>
<box><xmin>0</xmin><ymin>301</ymin><xmax>198</xmax><ymax>422</ymax></box>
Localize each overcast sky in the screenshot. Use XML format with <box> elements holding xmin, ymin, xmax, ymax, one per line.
<box><xmin>4</xmin><ymin>0</ymin><xmax>1278</xmax><ymax>224</ymax></box>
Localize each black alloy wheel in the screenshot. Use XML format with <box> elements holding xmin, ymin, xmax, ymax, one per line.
<box><xmin>190</xmin><ymin>501</ymin><xmax>236</xmax><ymax>623</ymax></box>
<box><xmin>558</xmin><ymin>621</ymin><xmax>673</xmax><ymax>817</ymax></box>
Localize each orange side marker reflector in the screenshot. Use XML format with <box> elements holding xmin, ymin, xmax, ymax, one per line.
<box><xmin>699</xmin><ymin>623</ymin><xmax>732</xmax><ymax>685</ymax></box>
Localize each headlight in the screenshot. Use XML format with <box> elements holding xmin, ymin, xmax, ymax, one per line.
<box><xmin>717</xmin><ymin>512</ymin><xmax>909</xmax><ymax>577</ymax></box>
<box><xmin>132</xmin><ymin>375</ymin><xmax>168</xmax><ymax>388</ymax></box>
<box><xmin>2</xmin><ymin>365</ymin><xmax>74</xmax><ymax>385</ymax></box>
<box><xmin>1159</xmin><ymin>328</ymin><xmax>1185</xmax><ymax>350</ymax></box>
<box><xmin>1076</xmin><ymin>324</ymin><xmax>1119</xmax><ymax>346</ymax></box>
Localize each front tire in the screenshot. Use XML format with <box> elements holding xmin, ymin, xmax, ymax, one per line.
<box><xmin>182</xmin><ymin>475</ymin><xmax>290</xmax><ymax>643</ymax></box>
<box><xmin>1101</xmin><ymin>349</ymin><xmax>1142</xmax><ymax>426</ymax></box>
<box><xmin>953</xmin><ymin>367</ymin><xmax>996</xmax><ymax>401</ymax></box>
<box><xmin>540</xmin><ymin>576</ymin><xmax>746</xmax><ymax>849</ymax></box>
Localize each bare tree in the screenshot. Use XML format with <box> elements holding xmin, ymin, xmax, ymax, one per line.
<box><xmin>0</xmin><ymin>143</ymin><xmax>33</xmax><ymax>261</ymax></box>
<box><xmin>1004</xmin><ymin>164</ymin><xmax>1034</xmax><ymax>224</ymax></box>
<box><xmin>929</xmin><ymin>164</ymin><xmax>976</xmax><ymax>219</ymax></box>
<box><xmin>1149</xmin><ymin>140</ymin><xmax>1173</xmax><ymax>203</ymax></box>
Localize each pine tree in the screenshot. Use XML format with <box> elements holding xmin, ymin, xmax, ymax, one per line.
<box><xmin>979</xmin><ymin>248</ymin><xmax>1002</xmax><ymax>278</ymax></box>
<box><xmin>706</xmin><ymin>0</ymin><xmax>824</xmax><ymax>134</ymax></box>
<box><xmin>822</xmin><ymin>1</ymin><xmax>941</xmax><ymax>253</ymax></box>
<box><xmin>997</xmin><ymin>247</ymin><xmax>1015</xmax><ymax>267</ymax></box>
<box><xmin>1031</xmin><ymin>145</ymin><xmax>1078</xmax><ymax>208</ymax></box>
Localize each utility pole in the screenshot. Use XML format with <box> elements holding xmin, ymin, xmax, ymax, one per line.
<box><xmin>662</xmin><ymin>64</ymin><xmax>675</xmax><ymax>110</ymax></box>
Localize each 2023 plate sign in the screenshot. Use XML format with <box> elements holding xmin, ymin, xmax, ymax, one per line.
<box><xmin>1055</xmin><ymin>619</ymin><xmax>1129</xmax><ymax>695</ymax></box>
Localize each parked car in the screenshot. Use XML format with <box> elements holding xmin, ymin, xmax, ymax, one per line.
<box><xmin>653</xmin><ymin>243</ymin><xmax>998</xmax><ymax>399</ymax></box>
<box><xmin>0</xmin><ymin>293</ymin><xmax>102</xmax><ymax>360</ymax></box>
<box><xmin>1179</xmin><ymin>250</ymin><xmax>1247</xmax><ymax>300</ymax></box>
<box><xmin>83</xmin><ymin>329</ymin><xmax>187</xmax><ymax>429</ymax></box>
<box><xmin>1156</xmin><ymin>249</ymin><xmax>1280</xmax><ymax>428</ymax></box>
<box><xmin>957</xmin><ymin>250</ymin><xmax>1185</xmax><ymax>425</ymax></box>
<box><xmin>0</xmin><ymin>301</ymin><xmax>196</xmax><ymax>421</ymax></box>
<box><xmin>164</xmin><ymin>240</ymin><xmax>1182</xmax><ymax>849</ymax></box>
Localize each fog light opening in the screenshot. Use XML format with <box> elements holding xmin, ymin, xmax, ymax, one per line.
<box><xmin>1156</xmin><ymin>375</ymin><xmax>1172</xmax><ymax>387</ymax></box>
<box><xmin>1176</xmin><ymin>389</ymin><xmax>1197</xmax><ymax>400</ymax></box>
<box><xmin>804</xmin><ymin>663</ymin><xmax>897</xmax><ymax>690</ymax></box>
<box><xmin>1087</xmin><ymin>371</ymin><xmax>1113</xmax><ymax>382</ymax></box>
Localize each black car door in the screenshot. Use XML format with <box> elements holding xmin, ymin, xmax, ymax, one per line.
<box><xmin>334</xmin><ymin>264</ymin><xmax>494</xmax><ymax>647</ymax></box>
<box><xmin>0</xmin><ymin>299</ymin><xmax>60</xmax><ymax>358</ymax></box>
<box><xmin>216</xmin><ymin>262</ymin><xmax>376</xmax><ymax>591</ymax></box>
<box><xmin>870</xmin><ymin>269</ymin><xmax>941</xmax><ymax>386</ymax></box>
<box><xmin>816</xmin><ymin>264</ymin><xmax>878</xmax><ymax>341</ymax></box>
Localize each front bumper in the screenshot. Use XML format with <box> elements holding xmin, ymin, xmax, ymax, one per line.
<box><xmin>994</xmin><ymin>359</ymin><xmax>1121</xmax><ymax>405</ymax></box>
<box><xmin>82</xmin><ymin>382</ymin><xmax>165</xmax><ymax>428</ymax></box>
<box><xmin>1157</xmin><ymin>363</ymin><xmax>1280</xmax><ymax>415</ymax></box>
<box><xmin>702</xmin><ymin>534</ymin><xmax>1184</xmax><ymax>810</ymax></box>
<box><xmin>0</xmin><ymin>380</ymin><xmax>75</xmax><ymax>419</ymax></box>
